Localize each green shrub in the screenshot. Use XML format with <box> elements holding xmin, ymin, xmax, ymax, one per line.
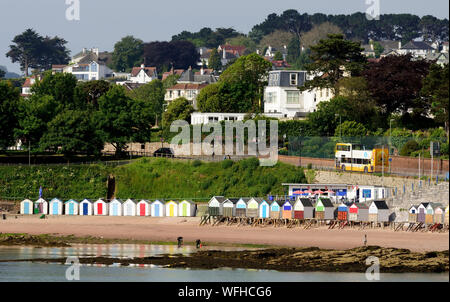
<box><xmin>221</xmin><ymin>159</ymin><xmax>233</xmax><ymax>169</ymax></box>
<box><xmin>400</xmin><ymin>140</ymin><xmax>420</xmax><ymax>156</ymax></box>
<box><xmin>192</xmin><ymin>160</ymin><xmax>202</xmax><ymax>167</ymax></box>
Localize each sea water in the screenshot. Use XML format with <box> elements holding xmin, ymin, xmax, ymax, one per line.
<box><xmin>0</xmin><ymin>245</ymin><xmax>448</xmax><ymax>282</ymax></box>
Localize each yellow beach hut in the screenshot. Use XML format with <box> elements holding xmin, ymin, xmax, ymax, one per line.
<box><xmin>445</xmin><ymin>206</ymin><xmax>449</xmax><ymax>225</ymax></box>
<box><xmin>165</xmin><ymin>200</ymin><xmax>179</xmax><ymax>217</ymax></box>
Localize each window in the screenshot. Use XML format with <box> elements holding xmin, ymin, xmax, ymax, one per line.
<box><xmin>265</xmin><ymin>92</ymin><xmax>276</xmax><ymax>103</ymax></box>
<box><xmin>141</xmin><ymin>144</ymin><xmax>145</xmax><ymax>150</ymax></box>
<box><xmin>290</xmin><ymin>73</ymin><xmax>298</xmax><ymax>86</ymax></box>
<box><xmin>286</xmin><ymin>91</ymin><xmax>300</xmax><ymax>104</ymax></box>
<box><xmin>90</xmin><ymin>63</ymin><xmax>98</xmax><ymax>72</ymax></box>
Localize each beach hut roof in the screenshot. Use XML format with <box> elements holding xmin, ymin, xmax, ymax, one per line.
<box><xmin>36</xmin><ymin>198</ymin><xmax>47</xmax><ymax>203</ymax></box>
<box><xmin>210</xmin><ymin>196</ymin><xmax>226</xmax><ymax>203</ymax></box>
<box><xmin>298</xmin><ymin>198</ymin><xmax>314</xmax><ymax>207</ymax></box>
<box><xmin>64</xmin><ymin>199</ymin><xmax>78</xmax><ymax>204</ymax></box>
<box><xmin>111</xmin><ymin>198</ymin><xmax>124</xmax><ymax>203</ymax></box>
<box><xmin>353</xmin><ymin>202</ymin><xmax>369</xmax><ymax>209</ymax></box>
<box><xmin>319</xmin><ymin>198</ymin><xmax>334</xmax><ymax>207</ymax></box>
<box><xmin>252</xmin><ymin>197</ymin><xmax>265</xmax><ymax>204</ymax></box>
<box><xmin>430</xmin><ymin>202</ymin><xmax>443</xmax><ymax>210</ymax></box>
<box><xmin>165</xmin><ymin>200</ymin><xmax>179</xmax><ymax>204</ymax></box>
<box><xmin>81</xmin><ymin>198</ymin><xmax>92</xmax><ymax>203</ymax></box>
<box><xmin>238</xmin><ymin>197</ymin><xmax>251</xmax><ymax>203</ymax></box>
<box><xmin>270</xmin><ymin>200</ymin><xmax>283</xmax><ymax>207</ymax></box>
<box><xmin>180</xmin><ymin>200</ymin><xmax>194</xmax><ymax>204</ymax></box>
<box><xmin>419</xmin><ymin>202</ymin><xmax>430</xmax><ymax>208</ymax></box>
<box><xmin>225</xmin><ymin>198</ymin><xmax>240</xmax><ymax>204</ymax></box>
<box><xmin>50</xmin><ymin>198</ymin><xmax>62</xmax><ymax>202</ymax></box>
<box><xmin>372</xmin><ymin>200</ymin><xmax>389</xmax><ymax>210</ymax></box>
<box><xmin>125</xmin><ymin>199</ymin><xmax>137</xmax><ymax>203</ymax></box>
<box><xmin>21</xmin><ymin>199</ymin><xmax>32</xmax><ymax>202</ymax></box>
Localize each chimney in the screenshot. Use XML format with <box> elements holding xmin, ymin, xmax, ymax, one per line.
<box><xmin>200</xmin><ymin>67</ymin><xmax>204</xmax><ymax>75</ymax></box>
<box><xmin>141</xmin><ymin>64</ymin><xmax>145</xmax><ymax>69</ymax></box>
<box><xmin>398</xmin><ymin>41</ymin><xmax>402</xmax><ymax>49</ymax></box>
<box><xmin>82</xmin><ymin>48</ymin><xmax>86</xmax><ymax>54</ymax></box>
<box><xmin>223</xmin><ymin>48</ymin><xmax>226</xmax><ymax>59</ymax></box>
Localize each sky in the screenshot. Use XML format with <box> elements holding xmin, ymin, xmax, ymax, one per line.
<box><xmin>0</xmin><ymin>0</ymin><xmax>449</xmax><ymax>74</ymax></box>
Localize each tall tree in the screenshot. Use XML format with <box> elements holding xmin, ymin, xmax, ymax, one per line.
<box><xmin>162</xmin><ymin>97</ymin><xmax>194</xmax><ymax>128</ymax></box>
<box><xmin>300</xmin><ymin>34</ymin><xmax>367</xmax><ymax>94</ymax></box>
<box><xmin>31</xmin><ymin>72</ymin><xmax>78</xmax><ymax>111</ymax></box>
<box><xmin>300</xmin><ymin>22</ymin><xmax>343</xmax><ymax>50</ymax></box>
<box><xmin>74</xmin><ymin>80</ymin><xmax>111</xmax><ymax>109</ymax></box>
<box><xmin>208</xmin><ymin>48</ymin><xmax>222</xmax><ymax>71</ymax></box>
<box><xmin>111</xmin><ymin>36</ymin><xmax>144</xmax><ymax>72</ymax></box>
<box><xmin>0</xmin><ymin>81</ymin><xmax>20</xmax><ymax>149</ymax></box>
<box><xmin>143</xmin><ymin>41</ymin><xmax>199</xmax><ymax>73</ymax></box>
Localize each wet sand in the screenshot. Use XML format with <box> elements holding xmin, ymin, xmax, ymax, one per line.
<box><xmin>0</xmin><ymin>215</ymin><xmax>448</xmax><ymax>252</ymax></box>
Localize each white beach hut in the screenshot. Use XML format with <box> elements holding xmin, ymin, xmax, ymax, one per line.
<box><xmin>136</xmin><ymin>200</ymin><xmax>150</xmax><ymax>216</ymax></box>
<box><xmin>64</xmin><ymin>199</ymin><xmax>79</xmax><ymax>216</ymax></box>
<box><xmin>79</xmin><ymin>199</ymin><xmax>93</xmax><ymax>216</ymax></box>
<box><xmin>34</xmin><ymin>198</ymin><xmax>48</xmax><ymax>214</ymax></box>
<box><xmin>109</xmin><ymin>198</ymin><xmax>123</xmax><ymax>216</ymax></box>
<box><xmin>20</xmin><ymin>199</ymin><xmax>33</xmax><ymax>215</ymax></box>
<box><xmin>123</xmin><ymin>199</ymin><xmax>137</xmax><ymax>216</ymax></box>
<box><xmin>178</xmin><ymin>200</ymin><xmax>196</xmax><ymax>217</ymax></box>
<box><xmin>151</xmin><ymin>200</ymin><xmax>165</xmax><ymax>217</ymax></box>
<box><xmin>165</xmin><ymin>200</ymin><xmax>179</xmax><ymax>217</ymax></box>
<box><xmin>93</xmin><ymin>199</ymin><xmax>108</xmax><ymax>216</ymax></box>
<box><xmin>258</xmin><ymin>199</ymin><xmax>270</xmax><ymax>219</ymax></box>
<box><xmin>49</xmin><ymin>198</ymin><xmax>63</xmax><ymax>215</ymax></box>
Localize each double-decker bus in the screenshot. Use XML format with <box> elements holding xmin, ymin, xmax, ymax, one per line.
<box><xmin>335</xmin><ymin>143</ymin><xmax>389</xmax><ymax>173</ymax></box>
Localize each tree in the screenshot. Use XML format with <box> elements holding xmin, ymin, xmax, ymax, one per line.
<box><xmin>363</xmin><ymin>54</ymin><xmax>430</xmax><ymax>116</ymax></box>
<box><xmin>111</xmin><ymin>36</ymin><xmax>144</xmax><ymax>72</ymax></box>
<box><xmin>74</xmin><ymin>80</ymin><xmax>111</xmax><ymax>109</ymax></box>
<box><xmin>95</xmin><ymin>85</ymin><xmax>136</xmax><ymax>155</ymax></box>
<box><xmin>421</xmin><ymin>64</ymin><xmax>449</xmax><ymax>138</ymax></box>
<box><xmin>300</xmin><ymin>34</ymin><xmax>367</xmax><ymax>94</ymax></box>
<box><xmin>162</xmin><ymin>97</ymin><xmax>194</xmax><ymax>128</ymax></box>
<box><xmin>372</xmin><ymin>41</ymin><xmax>384</xmax><ymax>58</ymax></box>
<box><xmin>31</xmin><ymin>72</ymin><xmax>78</xmax><ymax>111</ymax></box>
<box><xmin>40</xmin><ymin>109</ymin><xmax>104</xmax><ymax>157</ymax></box>
<box><xmin>197</xmin><ymin>83</ymin><xmax>221</xmax><ymax>112</ymax></box>
<box><xmin>308</xmin><ymin>96</ymin><xmax>354</xmax><ymax>136</ymax></box>
<box><xmin>300</xmin><ymin>22</ymin><xmax>343</xmax><ymax>50</ymax></box>
<box><xmin>208</xmin><ymin>48</ymin><xmax>222</xmax><ymax>71</ymax></box>
<box><xmin>334</xmin><ymin>121</ymin><xmax>368</xmax><ymax>137</ymax></box>
<box><xmin>226</xmin><ymin>35</ymin><xmax>257</xmax><ymax>53</ymax></box>
<box><xmin>0</xmin><ymin>68</ymin><xmax>5</xmax><ymax>79</ymax></box>
<box><xmin>286</xmin><ymin>36</ymin><xmax>301</xmax><ymax>64</ymax></box>
<box><xmin>273</xmin><ymin>51</ymin><xmax>283</xmax><ymax>61</ymax></box>
<box><xmin>143</xmin><ymin>41</ymin><xmax>200</xmax><ymax>73</ymax></box>
<box><xmin>0</xmin><ymin>81</ymin><xmax>20</xmax><ymax>149</ymax></box>
<box><xmin>162</xmin><ymin>74</ymin><xmax>180</xmax><ymax>90</ymax></box>
<box><xmin>258</xmin><ymin>30</ymin><xmax>294</xmax><ymax>52</ymax></box>
<box><xmin>6</xmin><ymin>29</ymin><xmax>70</xmax><ymax>76</ymax></box>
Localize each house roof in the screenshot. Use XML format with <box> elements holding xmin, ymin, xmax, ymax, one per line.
<box><xmin>219</xmin><ymin>45</ymin><xmax>246</xmax><ymax>56</ymax></box>
<box><xmin>420</xmin><ymin>202</ymin><xmax>430</xmax><ymax>208</ymax></box>
<box><xmin>162</xmin><ymin>69</ymin><xmax>185</xmax><ymax>81</ymax></box>
<box><xmin>373</xmin><ymin>200</ymin><xmax>389</xmax><ymax>210</ymax></box>
<box><xmin>401</xmin><ymin>41</ymin><xmax>434</xmax><ymax>50</ymax></box>
<box><xmin>225</xmin><ymin>198</ymin><xmax>240</xmax><ymax>204</ymax></box>
<box><xmin>378</xmin><ymin>40</ymin><xmax>401</xmax><ymax>50</ymax></box>
<box><xmin>211</xmin><ymin>196</ymin><xmax>226</xmax><ymax>203</ymax></box>
<box><xmin>130</xmin><ymin>66</ymin><xmax>157</xmax><ymax>77</ymax></box>
<box><xmin>270</xmin><ymin>200</ymin><xmax>284</xmax><ymax>207</ymax></box>
<box><xmin>319</xmin><ymin>198</ymin><xmax>334</xmax><ymax>208</ymax></box>
<box><xmin>122</xmin><ymin>82</ymin><xmax>146</xmax><ymax>91</ymax></box>
<box><xmin>352</xmin><ymin>203</ymin><xmax>369</xmax><ymax>209</ymax></box>
<box><xmin>194</xmin><ymin>68</ymin><xmax>214</xmax><ymax>76</ymax></box>
<box><xmin>77</xmin><ymin>51</ymin><xmax>112</xmax><ymax>66</ymax></box>
<box><xmin>298</xmin><ymin>198</ymin><xmax>314</xmax><ymax>207</ymax></box>
<box><xmin>178</xmin><ymin>69</ymin><xmax>217</xmax><ymax>84</ymax></box>
<box><xmin>167</xmin><ymin>83</ymin><xmax>209</xmax><ymax>90</ymax></box>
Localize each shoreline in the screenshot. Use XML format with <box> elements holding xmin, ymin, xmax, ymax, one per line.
<box><xmin>0</xmin><ymin>215</ymin><xmax>448</xmax><ymax>252</ymax></box>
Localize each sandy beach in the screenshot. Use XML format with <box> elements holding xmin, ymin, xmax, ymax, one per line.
<box><xmin>0</xmin><ymin>215</ymin><xmax>448</xmax><ymax>252</ymax></box>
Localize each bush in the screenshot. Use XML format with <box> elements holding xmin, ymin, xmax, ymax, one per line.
<box><xmin>221</xmin><ymin>159</ymin><xmax>233</xmax><ymax>169</ymax></box>
<box><xmin>307</xmin><ymin>163</ymin><xmax>313</xmax><ymax>169</ymax></box>
<box><xmin>192</xmin><ymin>160</ymin><xmax>202</xmax><ymax>167</ymax></box>
<box><xmin>400</xmin><ymin>140</ymin><xmax>420</xmax><ymax>156</ymax></box>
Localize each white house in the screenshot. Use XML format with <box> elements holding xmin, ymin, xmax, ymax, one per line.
<box><xmin>190</xmin><ymin>112</ymin><xmax>247</xmax><ymax>125</ymax></box>
<box><xmin>397</xmin><ymin>41</ymin><xmax>435</xmax><ymax>58</ymax></box>
<box><xmin>128</xmin><ymin>65</ymin><xmax>158</xmax><ymax>84</ymax></box>
<box><xmin>21</xmin><ymin>75</ymin><xmax>41</xmax><ymax>98</ymax></box>
<box><xmin>62</xmin><ymin>48</ymin><xmax>114</xmax><ymax>81</ymax></box>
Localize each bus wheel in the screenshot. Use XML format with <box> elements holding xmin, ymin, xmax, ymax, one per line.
<box><xmin>364</xmin><ymin>167</ymin><xmax>368</xmax><ymax>173</ymax></box>
<box><xmin>341</xmin><ymin>165</ymin><xmax>345</xmax><ymax>171</ymax></box>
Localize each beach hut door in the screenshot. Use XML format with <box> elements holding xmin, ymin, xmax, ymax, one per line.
<box><xmin>140</xmin><ymin>204</ymin><xmax>145</xmax><ymax>216</ymax></box>
<box><xmin>155</xmin><ymin>204</ymin><xmax>160</xmax><ymax>216</ymax></box>
<box><xmin>169</xmin><ymin>204</ymin><xmax>174</xmax><ymax>216</ymax></box>
<box><xmin>113</xmin><ymin>204</ymin><xmax>118</xmax><ymax>216</ymax></box>
<box><xmin>24</xmin><ymin>202</ymin><xmax>29</xmax><ymax>214</ymax></box>
<box><xmin>262</xmin><ymin>204</ymin><xmax>268</xmax><ymax>218</ymax></box>
<box><xmin>127</xmin><ymin>203</ymin><xmax>132</xmax><ymax>215</ymax></box>
<box><xmin>182</xmin><ymin>204</ymin><xmax>188</xmax><ymax>216</ymax></box>
<box><xmin>98</xmin><ymin>203</ymin><xmax>103</xmax><ymax>215</ymax></box>
<box><xmin>38</xmin><ymin>203</ymin><xmax>43</xmax><ymax>213</ymax></box>
<box><xmin>53</xmin><ymin>202</ymin><xmax>58</xmax><ymax>215</ymax></box>
<box><xmin>69</xmin><ymin>203</ymin><xmax>74</xmax><ymax>215</ymax></box>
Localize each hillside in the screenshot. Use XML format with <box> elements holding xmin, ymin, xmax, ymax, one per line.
<box><xmin>0</xmin><ymin>158</ymin><xmax>306</xmax><ymax>202</ymax></box>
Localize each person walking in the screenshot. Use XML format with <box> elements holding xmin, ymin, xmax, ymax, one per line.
<box><xmin>364</xmin><ymin>234</ymin><xmax>367</xmax><ymax>246</ymax></box>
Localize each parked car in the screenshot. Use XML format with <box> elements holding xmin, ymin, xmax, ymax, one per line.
<box><xmin>153</xmin><ymin>148</ymin><xmax>175</xmax><ymax>158</ymax></box>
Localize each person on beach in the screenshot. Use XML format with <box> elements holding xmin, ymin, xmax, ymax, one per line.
<box><xmin>196</xmin><ymin>239</ymin><xmax>202</xmax><ymax>249</ymax></box>
<box><xmin>364</xmin><ymin>234</ymin><xmax>367</xmax><ymax>246</ymax></box>
<box><xmin>177</xmin><ymin>237</ymin><xmax>183</xmax><ymax>248</ymax></box>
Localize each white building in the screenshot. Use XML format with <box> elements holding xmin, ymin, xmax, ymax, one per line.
<box><xmin>62</xmin><ymin>48</ymin><xmax>114</xmax><ymax>81</ymax></box>
<box><xmin>263</xmin><ymin>70</ymin><xmax>333</xmax><ymax>119</ymax></box>
<box><xmin>397</xmin><ymin>41</ymin><xmax>435</xmax><ymax>58</ymax></box>
<box><xmin>128</xmin><ymin>64</ymin><xmax>158</xmax><ymax>84</ymax></box>
<box><xmin>191</xmin><ymin>112</ymin><xmax>247</xmax><ymax>125</ymax></box>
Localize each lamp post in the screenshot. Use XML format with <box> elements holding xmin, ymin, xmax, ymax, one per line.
<box><xmin>335</xmin><ymin>113</ymin><xmax>341</xmax><ymax>139</ymax></box>
<box><xmin>389</xmin><ymin>119</ymin><xmax>394</xmax><ymax>174</ymax></box>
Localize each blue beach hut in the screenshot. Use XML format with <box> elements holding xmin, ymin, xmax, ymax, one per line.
<box><xmin>64</xmin><ymin>199</ymin><xmax>79</xmax><ymax>215</ymax></box>
<box><xmin>49</xmin><ymin>198</ymin><xmax>63</xmax><ymax>215</ymax></box>
<box><xmin>20</xmin><ymin>199</ymin><xmax>33</xmax><ymax>215</ymax></box>
<box><xmin>151</xmin><ymin>200</ymin><xmax>165</xmax><ymax>217</ymax></box>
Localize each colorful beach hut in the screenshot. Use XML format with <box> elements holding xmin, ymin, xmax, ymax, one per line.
<box><xmin>368</xmin><ymin>200</ymin><xmax>389</xmax><ymax>223</ymax></box>
<box><xmin>433</xmin><ymin>205</ymin><xmax>445</xmax><ymax>224</ymax></box>
<box><xmin>123</xmin><ymin>199</ymin><xmax>137</xmax><ymax>216</ymax></box>
<box><xmin>235</xmin><ymin>198</ymin><xmax>249</xmax><ymax>217</ymax></box>
<box><xmin>208</xmin><ymin>196</ymin><xmax>226</xmax><ymax>216</ymax></box>
<box><xmin>246</xmin><ymin>198</ymin><xmax>261</xmax><ymax>218</ymax></box>
<box><xmin>337</xmin><ymin>203</ymin><xmax>349</xmax><ymax>221</ymax></box>
<box><xmin>34</xmin><ymin>198</ymin><xmax>48</xmax><ymax>214</ymax></box>
<box><xmin>348</xmin><ymin>203</ymin><xmax>369</xmax><ymax>222</ymax></box>
<box><xmin>270</xmin><ymin>200</ymin><xmax>282</xmax><ymax>219</ymax></box>
<box><xmin>425</xmin><ymin>203</ymin><xmax>435</xmax><ymax>224</ymax></box>
<box><xmin>79</xmin><ymin>199</ymin><xmax>93</xmax><ymax>216</ymax></box>
<box><xmin>64</xmin><ymin>199</ymin><xmax>79</xmax><ymax>216</ymax></box>
<box><xmin>136</xmin><ymin>200</ymin><xmax>150</xmax><ymax>216</ymax></box>
<box><xmin>165</xmin><ymin>200</ymin><xmax>179</xmax><ymax>217</ymax></box>
<box><xmin>20</xmin><ymin>199</ymin><xmax>33</xmax><ymax>215</ymax></box>
<box><xmin>222</xmin><ymin>199</ymin><xmax>237</xmax><ymax>217</ymax></box>
<box><xmin>93</xmin><ymin>199</ymin><xmax>108</xmax><ymax>216</ymax></box>
<box><xmin>49</xmin><ymin>198</ymin><xmax>63</xmax><ymax>215</ymax></box>
<box><xmin>109</xmin><ymin>198</ymin><xmax>123</xmax><ymax>216</ymax></box>
<box><xmin>281</xmin><ymin>200</ymin><xmax>293</xmax><ymax>219</ymax></box>
<box><xmin>179</xmin><ymin>200</ymin><xmax>196</xmax><ymax>217</ymax></box>
<box><xmin>315</xmin><ymin>198</ymin><xmax>334</xmax><ymax>220</ymax></box>
<box><xmin>417</xmin><ymin>203</ymin><xmax>428</xmax><ymax>223</ymax></box>
<box><xmin>408</xmin><ymin>205</ymin><xmax>418</xmax><ymax>223</ymax></box>
<box><xmin>259</xmin><ymin>199</ymin><xmax>270</xmax><ymax>219</ymax></box>
<box><xmin>445</xmin><ymin>206</ymin><xmax>449</xmax><ymax>225</ymax></box>
<box><xmin>293</xmin><ymin>198</ymin><xmax>314</xmax><ymax>220</ymax></box>
<box><xmin>150</xmin><ymin>200</ymin><xmax>165</xmax><ymax>217</ymax></box>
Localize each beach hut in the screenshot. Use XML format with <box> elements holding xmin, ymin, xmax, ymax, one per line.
<box><xmin>222</xmin><ymin>199</ymin><xmax>238</xmax><ymax>217</ymax></box>
<box><xmin>281</xmin><ymin>200</ymin><xmax>294</xmax><ymax>219</ymax></box>
<box><xmin>34</xmin><ymin>198</ymin><xmax>48</xmax><ymax>214</ymax></box>
<box><xmin>93</xmin><ymin>199</ymin><xmax>108</xmax><ymax>216</ymax></box>
<box><xmin>64</xmin><ymin>199</ymin><xmax>79</xmax><ymax>216</ymax></box>
<box><xmin>270</xmin><ymin>200</ymin><xmax>282</xmax><ymax>219</ymax></box>
<box><xmin>408</xmin><ymin>205</ymin><xmax>418</xmax><ymax>223</ymax></box>
<box><xmin>79</xmin><ymin>199</ymin><xmax>93</xmax><ymax>216</ymax></box>
<box><xmin>20</xmin><ymin>199</ymin><xmax>33</xmax><ymax>215</ymax></box>
<box><xmin>179</xmin><ymin>200</ymin><xmax>196</xmax><ymax>217</ymax></box>
<box><xmin>337</xmin><ymin>203</ymin><xmax>349</xmax><ymax>221</ymax></box>
<box><xmin>433</xmin><ymin>205</ymin><xmax>445</xmax><ymax>224</ymax></box>
<box><xmin>348</xmin><ymin>203</ymin><xmax>369</xmax><ymax>222</ymax></box>
<box><xmin>259</xmin><ymin>199</ymin><xmax>270</xmax><ymax>219</ymax></box>
<box><xmin>123</xmin><ymin>199</ymin><xmax>137</xmax><ymax>216</ymax></box>
<box><xmin>136</xmin><ymin>200</ymin><xmax>150</xmax><ymax>216</ymax></box>
<box><xmin>315</xmin><ymin>198</ymin><xmax>334</xmax><ymax>220</ymax></box>
<box><xmin>417</xmin><ymin>203</ymin><xmax>429</xmax><ymax>223</ymax></box>
<box><xmin>208</xmin><ymin>196</ymin><xmax>226</xmax><ymax>216</ymax></box>
<box><xmin>425</xmin><ymin>203</ymin><xmax>435</xmax><ymax>224</ymax></box>
<box><xmin>48</xmin><ymin>198</ymin><xmax>63</xmax><ymax>215</ymax></box>
<box><xmin>165</xmin><ymin>200</ymin><xmax>179</xmax><ymax>217</ymax></box>
<box><xmin>246</xmin><ymin>198</ymin><xmax>261</xmax><ymax>218</ymax></box>
<box><xmin>150</xmin><ymin>200</ymin><xmax>165</xmax><ymax>217</ymax></box>
<box><xmin>293</xmin><ymin>198</ymin><xmax>314</xmax><ymax>220</ymax></box>
<box><xmin>445</xmin><ymin>206</ymin><xmax>449</xmax><ymax>225</ymax></box>
<box><xmin>368</xmin><ymin>200</ymin><xmax>390</xmax><ymax>223</ymax></box>
<box><xmin>109</xmin><ymin>198</ymin><xmax>123</xmax><ymax>216</ymax></box>
<box><xmin>235</xmin><ymin>198</ymin><xmax>250</xmax><ymax>217</ymax></box>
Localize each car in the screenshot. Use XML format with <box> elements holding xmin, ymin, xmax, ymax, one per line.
<box><xmin>153</xmin><ymin>148</ymin><xmax>175</xmax><ymax>158</ymax></box>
